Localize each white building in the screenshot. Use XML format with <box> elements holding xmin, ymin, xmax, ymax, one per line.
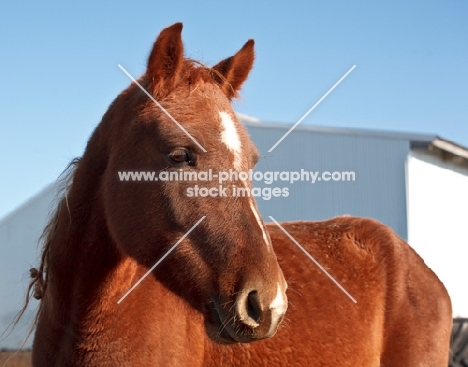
<box><xmin>0</xmin><ymin>182</ymin><xmax>58</xmax><ymax>349</ymax></box>
<box><xmin>407</xmin><ymin>141</ymin><xmax>468</xmax><ymax>320</ymax></box>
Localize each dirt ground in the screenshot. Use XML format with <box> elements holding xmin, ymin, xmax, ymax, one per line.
<box><xmin>0</xmin><ymin>351</ymin><xmax>31</xmax><ymax>367</ymax></box>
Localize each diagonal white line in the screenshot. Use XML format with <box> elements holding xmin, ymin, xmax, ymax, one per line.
<box><xmin>117</xmin><ymin>216</ymin><xmax>206</xmax><ymax>304</ymax></box>
<box><xmin>268</xmin><ymin>65</ymin><xmax>356</xmax><ymax>153</ymax></box>
<box><xmin>269</xmin><ymin>216</ymin><xmax>357</xmax><ymax>303</ymax></box>
<box><xmin>118</xmin><ymin>64</ymin><xmax>207</xmax><ymax>153</ymax></box>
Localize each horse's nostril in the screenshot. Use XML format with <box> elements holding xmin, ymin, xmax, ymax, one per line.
<box><xmin>246</xmin><ymin>291</ymin><xmax>262</xmax><ymax>324</ymax></box>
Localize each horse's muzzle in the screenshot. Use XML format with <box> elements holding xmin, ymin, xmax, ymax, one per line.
<box><xmin>210</xmin><ymin>285</ymin><xmax>287</xmax><ymax>343</ymax></box>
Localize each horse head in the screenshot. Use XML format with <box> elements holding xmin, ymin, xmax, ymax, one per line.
<box><xmin>100</xmin><ymin>23</ymin><xmax>287</xmax><ymax>343</ymax></box>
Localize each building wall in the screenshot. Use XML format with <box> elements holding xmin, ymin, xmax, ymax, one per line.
<box><xmin>0</xmin><ymin>183</ymin><xmax>58</xmax><ymax>349</ymax></box>
<box><xmin>407</xmin><ymin>150</ymin><xmax>468</xmax><ymax>317</ymax></box>
<box><xmin>246</xmin><ymin>123</ymin><xmax>410</xmax><ymax>239</ymax></box>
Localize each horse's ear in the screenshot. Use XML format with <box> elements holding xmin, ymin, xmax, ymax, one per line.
<box><xmin>146</xmin><ymin>22</ymin><xmax>184</xmax><ymax>96</ymax></box>
<box><xmin>212</xmin><ymin>40</ymin><xmax>255</xmax><ymax>99</ymax></box>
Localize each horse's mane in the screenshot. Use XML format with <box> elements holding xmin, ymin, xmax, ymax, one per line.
<box><xmin>31</xmin><ymin>157</ymin><xmax>80</xmax><ymax>298</ymax></box>
<box><xmin>0</xmin><ymin>158</ymin><xmax>80</xmax><ymax>361</ymax></box>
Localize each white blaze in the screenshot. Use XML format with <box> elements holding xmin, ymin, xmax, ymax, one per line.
<box><xmin>219</xmin><ymin>111</ymin><xmax>242</xmax><ymax>171</ymax></box>
<box><xmin>219</xmin><ymin>111</ymin><xmax>270</xmax><ymax>250</ymax></box>
<box><xmin>269</xmin><ymin>283</ymin><xmax>287</xmax><ymax>334</ymax></box>
<box><xmin>270</xmin><ymin>283</ymin><xmax>287</xmax><ymax>311</ymax></box>
<box><xmin>249</xmin><ymin>198</ymin><xmax>272</xmax><ymax>251</ymax></box>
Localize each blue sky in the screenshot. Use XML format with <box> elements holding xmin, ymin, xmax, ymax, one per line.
<box><xmin>0</xmin><ymin>0</ymin><xmax>467</xmax><ymax>218</ymax></box>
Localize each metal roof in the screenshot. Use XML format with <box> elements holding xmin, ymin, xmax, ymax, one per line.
<box><xmin>237</xmin><ymin>115</ymin><xmax>435</xmax><ymax>143</ymax></box>
<box><xmin>236</xmin><ymin>114</ymin><xmax>468</xmax><ymax>167</ymax></box>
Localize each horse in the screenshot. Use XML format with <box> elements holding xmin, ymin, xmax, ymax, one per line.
<box><xmin>28</xmin><ymin>23</ymin><xmax>452</xmax><ymax>366</ymax></box>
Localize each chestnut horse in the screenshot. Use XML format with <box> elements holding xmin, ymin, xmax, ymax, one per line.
<box><xmin>29</xmin><ymin>23</ymin><xmax>452</xmax><ymax>366</ymax></box>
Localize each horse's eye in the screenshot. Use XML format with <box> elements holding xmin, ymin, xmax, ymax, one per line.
<box><xmin>168</xmin><ymin>148</ymin><xmax>192</xmax><ymax>165</ymax></box>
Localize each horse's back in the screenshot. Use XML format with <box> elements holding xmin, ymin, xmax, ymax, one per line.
<box><xmin>207</xmin><ymin>217</ymin><xmax>451</xmax><ymax>366</ymax></box>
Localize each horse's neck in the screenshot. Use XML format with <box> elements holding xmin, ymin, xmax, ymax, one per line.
<box><xmin>46</xmin><ymin>131</ymin><xmax>118</xmax><ymax>304</ymax></box>
<box><xmin>44</xmin><ymin>178</ymin><xmax>121</xmax><ymax>322</ymax></box>
<box><xmin>39</xmin><ymin>164</ymin><xmax>209</xmax><ymax>364</ymax></box>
